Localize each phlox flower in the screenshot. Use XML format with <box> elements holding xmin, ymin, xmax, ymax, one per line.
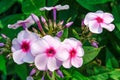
<box><xmin>11</xmin><ymin>30</ymin><xmax>39</xmax><ymax>64</ymax></box>
<box><xmin>84</xmin><ymin>10</ymin><xmax>115</xmax><ymax>34</ymax></box>
<box><xmin>57</xmin><ymin>38</ymin><xmax>84</xmax><ymax>68</ymax></box>
<box><xmin>8</xmin><ymin>14</ymin><xmax>41</xmax><ymax>30</ymax></box>
<box><xmin>40</xmin><ymin>5</ymin><xmax>69</xmax><ymax>21</ymax></box>
<box><xmin>31</xmin><ymin>35</ymin><xmax>66</xmax><ymax>71</ymax></box>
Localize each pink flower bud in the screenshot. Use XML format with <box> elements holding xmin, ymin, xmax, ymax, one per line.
<box><xmin>30</xmin><ymin>68</ymin><xmax>36</xmax><ymax>76</ymax></box>
<box><xmin>41</xmin><ymin>16</ymin><xmax>46</xmax><ymax>23</ymax></box>
<box><xmin>56</xmin><ymin>70</ymin><xmax>64</xmax><ymax>78</ymax></box>
<box><xmin>91</xmin><ymin>41</ymin><xmax>98</xmax><ymax>48</ymax></box>
<box><xmin>65</xmin><ymin>22</ymin><xmax>73</xmax><ymax>28</ymax></box>
<box><xmin>1</xmin><ymin>34</ymin><xmax>7</xmax><ymax>39</ymax></box>
<box><xmin>0</xmin><ymin>43</ymin><xmax>4</xmax><ymax>47</ymax></box>
<box><xmin>56</xmin><ymin>31</ymin><xmax>63</xmax><ymax>38</ymax></box>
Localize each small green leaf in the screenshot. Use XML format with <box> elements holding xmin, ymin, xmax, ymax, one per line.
<box><xmin>15</xmin><ymin>64</ymin><xmax>28</xmax><ymax>80</ymax></box>
<box><xmin>0</xmin><ymin>55</ymin><xmax>6</xmax><ymax>75</ymax></box>
<box><xmin>72</xmin><ymin>29</ymin><xmax>80</xmax><ymax>39</ymax></box>
<box><xmin>0</xmin><ymin>20</ymin><xmax>3</xmax><ymax>28</ymax></box>
<box><xmin>61</xmin><ymin>28</ymin><xmax>68</xmax><ymax>41</ymax></box>
<box><xmin>83</xmin><ymin>46</ymin><xmax>101</xmax><ymax>64</ymax></box>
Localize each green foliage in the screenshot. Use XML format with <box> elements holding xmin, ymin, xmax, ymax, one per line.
<box><xmin>0</xmin><ymin>55</ymin><xmax>6</xmax><ymax>75</ymax></box>
<box><xmin>15</xmin><ymin>64</ymin><xmax>28</xmax><ymax>80</ymax></box>
<box><xmin>0</xmin><ymin>0</ymin><xmax>16</xmax><ymax>14</ymax></box>
<box><xmin>22</xmin><ymin>0</ymin><xmax>45</xmax><ymax>16</ymax></box>
<box><xmin>83</xmin><ymin>46</ymin><xmax>101</xmax><ymax>64</ymax></box>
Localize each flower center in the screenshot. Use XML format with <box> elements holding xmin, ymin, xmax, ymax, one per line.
<box><xmin>95</xmin><ymin>17</ymin><xmax>103</xmax><ymax>23</ymax></box>
<box><xmin>69</xmin><ymin>48</ymin><xmax>76</xmax><ymax>58</ymax></box>
<box><xmin>21</xmin><ymin>41</ymin><xmax>30</xmax><ymax>52</ymax></box>
<box><xmin>46</xmin><ymin>47</ymin><xmax>56</xmax><ymax>57</ymax></box>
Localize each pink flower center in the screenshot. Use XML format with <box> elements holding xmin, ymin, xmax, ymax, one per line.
<box><xmin>95</xmin><ymin>17</ymin><xmax>103</xmax><ymax>23</ymax></box>
<box><xmin>69</xmin><ymin>48</ymin><xmax>76</xmax><ymax>58</ymax></box>
<box><xmin>46</xmin><ymin>47</ymin><xmax>56</xmax><ymax>57</ymax></box>
<box><xmin>21</xmin><ymin>41</ymin><xmax>30</xmax><ymax>52</ymax></box>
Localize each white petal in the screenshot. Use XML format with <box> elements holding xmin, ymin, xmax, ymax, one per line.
<box><xmin>47</xmin><ymin>57</ymin><xmax>62</xmax><ymax>71</ymax></box>
<box><xmin>84</xmin><ymin>12</ymin><xmax>97</xmax><ymax>25</ymax></box>
<box><xmin>31</xmin><ymin>39</ymin><xmax>49</xmax><ymax>56</ymax></box>
<box><xmin>8</xmin><ymin>23</ymin><xmax>21</xmax><ymax>29</ymax></box>
<box><xmin>88</xmin><ymin>20</ymin><xmax>103</xmax><ymax>34</ymax></box>
<box><xmin>35</xmin><ymin>54</ymin><xmax>48</xmax><ymax>71</ymax></box>
<box><xmin>13</xmin><ymin>50</ymin><xmax>25</xmax><ymax>64</ymax></box>
<box><xmin>12</xmin><ymin>38</ymin><xmax>21</xmax><ymax>52</ymax></box>
<box><xmin>101</xmin><ymin>23</ymin><xmax>115</xmax><ymax>31</ymax></box>
<box><xmin>23</xmin><ymin>52</ymin><xmax>34</xmax><ymax>63</ymax></box>
<box><xmin>76</xmin><ymin>47</ymin><xmax>84</xmax><ymax>57</ymax></box>
<box><xmin>63</xmin><ymin>59</ymin><xmax>71</xmax><ymax>68</ymax></box>
<box><xmin>71</xmin><ymin>57</ymin><xmax>83</xmax><ymax>68</ymax></box>
<box><xmin>95</xmin><ymin>10</ymin><xmax>104</xmax><ymax>18</ymax></box>
<box><xmin>40</xmin><ymin>7</ymin><xmax>53</xmax><ymax>11</ymax></box>
<box><xmin>56</xmin><ymin>5</ymin><xmax>69</xmax><ymax>11</ymax></box>
<box><xmin>103</xmin><ymin>13</ymin><xmax>114</xmax><ymax>24</ymax></box>
<box><xmin>56</xmin><ymin>49</ymin><xmax>69</xmax><ymax>61</ymax></box>
<box><xmin>43</xmin><ymin>35</ymin><xmax>61</xmax><ymax>49</ymax></box>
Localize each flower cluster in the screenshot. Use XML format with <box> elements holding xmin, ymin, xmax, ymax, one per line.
<box><xmin>0</xmin><ymin>4</ymin><xmax>115</xmax><ymax>80</ymax></box>
<box><xmin>12</xmin><ymin>30</ymin><xmax>84</xmax><ymax>71</ymax></box>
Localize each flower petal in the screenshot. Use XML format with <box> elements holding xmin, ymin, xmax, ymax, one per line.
<box><xmin>56</xmin><ymin>5</ymin><xmax>69</xmax><ymax>11</ymax></box>
<box><xmin>84</xmin><ymin>12</ymin><xmax>97</xmax><ymax>25</ymax></box>
<box><xmin>101</xmin><ymin>23</ymin><xmax>115</xmax><ymax>31</ymax></box>
<box><xmin>13</xmin><ymin>50</ymin><xmax>25</xmax><ymax>64</ymax></box>
<box><xmin>103</xmin><ymin>13</ymin><xmax>114</xmax><ymax>24</ymax></box>
<box><xmin>35</xmin><ymin>54</ymin><xmax>48</xmax><ymax>71</ymax></box>
<box><xmin>56</xmin><ymin>49</ymin><xmax>69</xmax><ymax>61</ymax></box>
<box><xmin>12</xmin><ymin>38</ymin><xmax>21</xmax><ymax>52</ymax></box>
<box><xmin>63</xmin><ymin>59</ymin><xmax>71</xmax><ymax>68</ymax></box>
<box><xmin>88</xmin><ymin>20</ymin><xmax>103</xmax><ymax>34</ymax></box>
<box><xmin>23</xmin><ymin>52</ymin><xmax>34</xmax><ymax>63</ymax></box>
<box><xmin>43</xmin><ymin>35</ymin><xmax>61</xmax><ymax>49</ymax></box>
<box><xmin>40</xmin><ymin>7</ymin><xmax>53</xmax><ymax>11</ymax></box>
<box><xmin>47</xmin><ymin>57</ymin><xmax>62</xmax><ymax>71</ymax></box>
<box><xmin>76</xmin><ymin>47</ymin><xmax>84</xmax><ymax>57</ymax></box>
<box><xmin>71</xmin><ymin>57</ymin><xmax>83</xmax><ymax>68</ymax></box>
<box><xmin>31</xmin><ymin>39</ymin><xmax>49</xmax><ymax>56</ymax></box>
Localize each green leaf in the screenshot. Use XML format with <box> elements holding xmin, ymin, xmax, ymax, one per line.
<box><xmin>22</xmin><ymin>0</ymin><xmax>45</xmax><ymax>16</ymax></box>
<box><xmin>105</xmin><ymin>48</ymin><xmax>119</xmax><ymax>68</ymax></box>
<box><xmin>0</xmin><ymin>20</ymin><xmax>3</xmax><ymax>28</ymax></box>
<box><xmin>72</xmin><ymin>29</ymin><xmax>80</xmax><ymax>40</ymax></box>
<box><xmin>76</xmin><ymin>0</ymin><xmax>110</xmax><ymax>11</ymax></box>
<box><xmin>72</xmin><ymin>71</ymin><xmax>89</xmax><ymax>80</ymax></box>
<box><xmin>76</xmin><ymin>0</ymin><xmax>112</xmax><ymax>5</ymax></box>
<box><xmin>61</xmin><ymin>28</ymin><xmax>68</xmax><ymax>41</ymax></box>
<box><xmin>83</xmin><ymin>46</ymin><xmax>101</xmax><ymax>64</ymax></box>
<box><xmin>47</xmin><ymin>0</ymin><xmax>58</xmax><ymax>6</ymax></box>
<box><xmin>0</xmin><ymin>14</ymin><xmax>25</xmax><ymax>39</ymax></box>
<box><xmin>0</xmin><ymin>0</ymin><xmax>16</xmax><ymax>14</ymax></box>
<box><xmin>0</xmin><ymin>55</ymin><xmax>6</xmax><ymax>75</ymax></box>
<box><xmin>15</xmin><ymin>64</ymin><xmax>28</xmax><ymax>80</ymax></box>
<box><xmin>109</xmin><ymin>69</ymin><xmax>120</xmax><ymax>79</ymax></box>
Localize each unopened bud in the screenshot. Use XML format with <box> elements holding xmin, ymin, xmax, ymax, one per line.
<box><xmin>65</xmin><ymin>22</ymin><xmax>73</xmax><ymax>28</ymax></box>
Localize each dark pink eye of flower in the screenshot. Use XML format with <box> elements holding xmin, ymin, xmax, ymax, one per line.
<box><xmin>69</xmin><ymin>48</ymin><xmax>76</xmax><ymax>58</ymax></box>
<box><xmin>21</xmin><ymin>41</ymin><xmax>30</xmax><ymax>52</ymax></box>
<box><xmin>46</xmin><ymin>47</ymin><xmax>56</xmax><ymax>57</ymax></box>
<box><xmin>95</xmin><ymin>17</ymin><xmax>103</xmax><ymax>23</ymax></box>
